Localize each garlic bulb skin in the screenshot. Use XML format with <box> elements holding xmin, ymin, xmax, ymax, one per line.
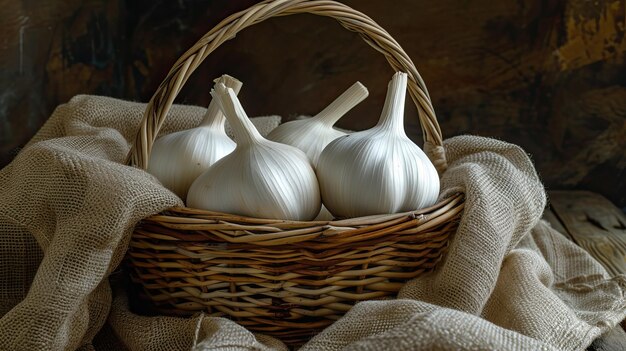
<box><xmin>147</xmin><ymin>75</ymin><xmax>242</xmax><ymax>199</ymax></box>
<box><xmin>188</xmin><ymin>83</ymin><xmax>321</xmax><ymax>221</ymax></box>
<box><xmin>317</xmin><ymin>72</ymin><xmax>440</xmax><ymax>218</ymax></box>
<box><xmin>267</xmin><ymin>82</ymin><xmax>368</xmax><ymax>166</ymax></box>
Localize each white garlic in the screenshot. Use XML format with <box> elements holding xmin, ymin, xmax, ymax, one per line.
<box><xmin>147</xmin><ymin>75</ymin><xmax>242</xmax><ymax>199</ymax></box>
<box><xmin>316</xmin><ymin>72</ymin><xmax>440</xmax><ymax>218</ymax></box>
<box><xmin>267</xmin><ymin>82</ymin><xmax>368</xmax><ymax>166</ymax></box>
<box><xmin>187</xmin><ymin>83</ymin><xmax>321</xmax><ymax>221</ymax></box>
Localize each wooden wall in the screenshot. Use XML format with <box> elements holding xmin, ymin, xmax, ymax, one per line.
<box><xmin>1</xmin><ymin>0</ymin><xmax>624</xmax><ymax>208</ymax></box>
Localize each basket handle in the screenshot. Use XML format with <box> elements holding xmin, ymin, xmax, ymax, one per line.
<box><xmin>128</xmin><ymin>0</ymin><xmax>447</xmax><ymax>173</ymax></box>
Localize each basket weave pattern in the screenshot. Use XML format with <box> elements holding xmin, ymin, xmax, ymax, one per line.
<box><xmin>126</xmin><ymin>0</ymin><xmax>465</xmax><ymax>344</ymax></box>
<box><xmin>128</xmin><ymin>197</ymin><xmax>463</xmax><ymax>342</ymax></box>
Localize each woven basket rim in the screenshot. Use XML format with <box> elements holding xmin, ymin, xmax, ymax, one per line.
<box><xmin>145</xmin><ymin>192</ymin><xmax>463</xmax><ymax>225</ymax></box>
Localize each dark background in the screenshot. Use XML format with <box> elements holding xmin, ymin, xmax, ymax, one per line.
<box><xmin>1</xmin><ymin>0</ymin><xmax>625</xmax><ymax>208</ymax></box>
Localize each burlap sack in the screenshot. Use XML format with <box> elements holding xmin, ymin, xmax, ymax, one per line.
<box><xmin>1</xmin><ymin>95</ymin><xmax>624</xmax><ymax>350</ymax></box>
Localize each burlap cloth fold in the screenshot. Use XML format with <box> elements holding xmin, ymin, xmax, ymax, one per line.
<box><xmin>0</xmin><ymin>95</ymin><xmax>624</xmax><ymax>351</ymax></box>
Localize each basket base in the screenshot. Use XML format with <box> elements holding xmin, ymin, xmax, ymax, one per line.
<box><xmin>127</xmin><ymin>286</ymin><xmax>336</xmax><ymax>345</ymax></box>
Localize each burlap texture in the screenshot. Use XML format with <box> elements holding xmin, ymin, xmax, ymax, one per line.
<box><xmin>0</xmin><ymin>95</ymin><xmax>624</xmax><ymax>350</ymax></box>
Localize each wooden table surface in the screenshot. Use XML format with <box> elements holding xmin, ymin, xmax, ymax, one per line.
<box><xmin>544</xmin><ymin>191</ymin><xmax>626</xmax><ymax>351</ymax></box>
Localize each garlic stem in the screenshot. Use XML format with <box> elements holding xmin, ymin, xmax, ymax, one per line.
<box><xmin>313</xmin><ymin>81</ymin><xmax>369</xmax><ymax>126</ymax></box>
<box><xmin>200</xmin><ymin>74</ymin><xmax>243</xmax><ymax>128</ymax></box>
<box><xmin>376</xmin><ymin>72</ymin><xmax>407</xmax><ymax>134</ymax></box>
<box><xmin>201</xmin><ymin>100</ymin><xmax>226</xmax><ymax>128</ymax></box>
<box><xmin>211</xmin><ymin>83</ymin><xmax>262</xmax><ymax>145</ymax></box>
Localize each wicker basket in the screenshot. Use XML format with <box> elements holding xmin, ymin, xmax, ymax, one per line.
<box><xmin>125</xmin><ymin>0</ymin><xmax>465</xmax><ymax>344</ymax></box>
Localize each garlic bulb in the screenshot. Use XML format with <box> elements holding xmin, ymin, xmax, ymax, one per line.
<box><xmin>147</xmin><ymin>75</ymin><xmax>242</xmax><ymax>199</ymax></box>
<box><xmin>317</xmin><ymin>72</ymin><xmax>440</xmax><ymax>218</ymax></box>
<box><xmin>267</xmin><ymin>82</ymin><xmax>368</xmax><ymax>166</ymax></box>
<box><xmin>187</xmin><ymin>83</ymin><xmax>321</xmax><ymax>221</ymax></box>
